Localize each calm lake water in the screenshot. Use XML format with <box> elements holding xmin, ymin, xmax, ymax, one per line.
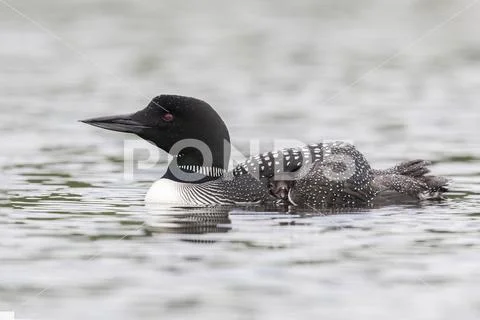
<box><xmin>1</xmin><ymin>0</ymin><xmax>480</xmax><ymax>319</ymax></box>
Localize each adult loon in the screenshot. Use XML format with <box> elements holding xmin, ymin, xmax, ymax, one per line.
<box><xmin>82</xmin><ymin>95</ymin><xmax>448</xmax><ymax>208</ymax></box>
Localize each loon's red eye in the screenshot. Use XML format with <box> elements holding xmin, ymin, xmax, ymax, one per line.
<box><xmin>162</xmin><ymin>113</ymin><xmax>174</xmax><ymax>122</ymax></box>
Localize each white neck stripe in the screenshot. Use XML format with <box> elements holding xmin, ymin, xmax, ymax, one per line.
<box><xmin>178</xmin><ymin>165</ymin><xmax>225</xmax><ymax>177</ymax></box>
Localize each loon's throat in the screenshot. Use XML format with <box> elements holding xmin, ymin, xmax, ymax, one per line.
<box><xmin>164</xmin><ymin>140</ymin><xmax>230</xmax><ymax>183</ymax></box>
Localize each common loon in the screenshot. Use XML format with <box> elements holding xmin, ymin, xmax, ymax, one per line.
<box><xmin>82</xmin><ymin>95</ymin><xmax>448</xmax><ymax>208</ymax></box>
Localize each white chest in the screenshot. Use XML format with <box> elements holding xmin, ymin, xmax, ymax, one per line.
<box><xmin>145</xmin><ymin>179</ymin><xmax>185</xmax><ymax>204</ymax></box>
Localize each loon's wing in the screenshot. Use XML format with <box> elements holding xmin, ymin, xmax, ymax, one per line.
<box><xmin>288</xmin><ymin>167</ymin><xmax>375</xmax><ymax>208</ymax></box>
<box><xmin>257</xmin><ymin>142</ymin><xmax>376</xmax><ymax>208</ymax></box>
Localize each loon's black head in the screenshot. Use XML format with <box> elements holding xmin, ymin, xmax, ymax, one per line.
<box><xmin>81</xmin><ymin>95</ymin><xmax>231</xmax><ymax>172</ymax></box>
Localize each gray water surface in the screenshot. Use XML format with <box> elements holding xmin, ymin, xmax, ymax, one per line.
<box><xmin>1</xmin><ymin>0</ymin><xmax>480</xmax><ymax>319</ymax></box>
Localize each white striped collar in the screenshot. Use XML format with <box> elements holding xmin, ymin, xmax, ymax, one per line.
<box><xmin>178</xmin><ymin>165</ymin><xmax>225</xmax><ymax>178</ymax></box>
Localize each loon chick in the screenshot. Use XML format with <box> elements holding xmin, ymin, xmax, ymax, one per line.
<box><xmin>82</xmin><ymin>95</ymin><xmax>448</xmax><ymax>207</ymax></box>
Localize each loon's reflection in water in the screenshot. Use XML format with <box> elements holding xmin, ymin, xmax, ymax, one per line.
<box><xmin>144</xmin><ymin>205</ymin><xmax>233</xmax><ymax>234</ymax></box>
<box><xmin>142</xmin><ymin>203</ymin><xmax>383</xmax><ymax>235</ymax></box>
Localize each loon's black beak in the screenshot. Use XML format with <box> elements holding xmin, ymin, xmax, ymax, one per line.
<box><xmin>80</xmin><ymin>114</ymin><xmax>150</xmax><ymax>134</ymax></box>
